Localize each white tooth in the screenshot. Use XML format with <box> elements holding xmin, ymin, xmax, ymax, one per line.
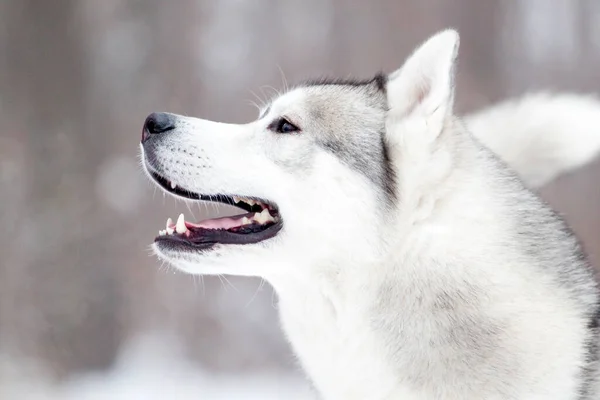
<box><xmin>253</xmin><ymin>209</ymin><xmax>267</xmax><ymax>224</ymax></box>
<box><xmin>246</xmin><ymin>199</ymin><xmax>256</xmax><ymax>206</ymax></box>
<box><xmin>233</xmin><ymin>196</ymin><xmax>240</xmax><ymax>203</ymax></box>
<box><xmin>170</xmin><ymin>181</ymin><xmax>177</xmax><ymax>189</ymax></box>
<box><xmin>262</xmin><ymin>208</ymin><xmax>275</xmax><ymax>222</ymax></box>
<box><xmin>254</xmin><ymin>208</ymin><xmax>274</xmax><ymax>224</ymax></box>
<box><xmin>241</xmin><ymin>217</ymin><xmax>251</xmax><ymax>225</ymax></box>
<box><xmin>165</xmin><ymin>218</ymin><xmax>174</xmax><ymax>235</ymax></box>
<box><xmin>176</xmin><ymin>213</ymin><xmax>187</xmax><ymax>233</ymax></box>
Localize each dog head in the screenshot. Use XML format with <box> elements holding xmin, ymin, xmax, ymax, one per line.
<box><xmin>140</xmin><ymin>30</ymin><xmax>459</xmax><ymax>280</ymax></box>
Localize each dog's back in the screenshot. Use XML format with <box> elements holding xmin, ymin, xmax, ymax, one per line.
<box><xmin>474</xmin><ymin>138</ymin><xmax>600</xmax><ymax>399</ymax></box>
<box><xmin>466</xmin><ymin>93</ymin><xmax>600</xmax><ymax>397</ymax></box>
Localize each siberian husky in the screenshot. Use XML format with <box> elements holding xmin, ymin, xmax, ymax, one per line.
<box><xmin>140</xmin><ymin>30</ymin><xmax>600</xmax><ymax>399</ymax></box>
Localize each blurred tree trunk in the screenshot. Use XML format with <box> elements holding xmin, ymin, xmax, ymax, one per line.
<box><xmin>4</xmin><ymin>0</ymin><xmax>90</xmax><ymax>192</ymax></box>
<box><xmin>0</xmin><ymin>0</ymin><xmax>120</xmax><ymax>378</ymax></box>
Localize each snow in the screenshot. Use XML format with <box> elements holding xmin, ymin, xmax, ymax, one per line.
<box><xmin>0</xmin><ymin>333</ymin><xmax>315</xmax><ymax>400</ymax></box>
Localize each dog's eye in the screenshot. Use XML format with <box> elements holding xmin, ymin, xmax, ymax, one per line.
<box><xmin>269</xmin><ymin>118</ymin><xmax>300</xmax><ymax>134</ymax></box>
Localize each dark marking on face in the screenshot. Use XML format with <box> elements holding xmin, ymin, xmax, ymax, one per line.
<box><xmin>372</xmin><ymin>73</ymin><xmax>387</xmax><ymax>93</ymax></box>
<box><xmin>304</xmin><ymin>73</ymin><xmax>387</xmax><ymax>93</ymax></box>
<box><xmin>317</xmin><ymin>129</ymin><xmax>396</xmax><ymax>204</ymax></box>
<box><xmin>311</xmin><ymin>107</ymin><xmax>324</xmax><ymax>121</ymax></box>
<box><xmin>380</xmin><ymin>133</ymin><xmax>397</xmax><ymax>201</ymax></box>
<box><xmin>298</xmin><ymin>73</ymin><xmax>397</xmax><ymax>204</ymax></box>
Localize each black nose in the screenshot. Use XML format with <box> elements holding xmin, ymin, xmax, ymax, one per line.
<box><xmin>141</xmin><ymin>112</ymin><xmax>175</xmax><ymax>143</ymax></box>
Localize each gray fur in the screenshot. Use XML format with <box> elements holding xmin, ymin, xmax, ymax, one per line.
<box><xmin>291</xmin><ymin>78</ymin><xmax>397</xmax><ymax>202</ymax></box>
<box><xmin>371</xmin><ymin>134</ymin><xmax>600</xmax><ymax>398</ymax></box>
<box><xmin>494</xmin><ymin>156</ymin><xmax>600</xmax><ymax>399</ymax></box>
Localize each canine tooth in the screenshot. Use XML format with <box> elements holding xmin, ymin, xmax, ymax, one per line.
<box><xmin>170</xmin><ymin>181</ymin><xmax>177</xmax><ymax>189</ymax></box>
<box><xmin>233</xmin><ymin>196</ymin><xmax>240</xmax><ymax>203</ymax></box>
<box><xmin>262</xmin><ymin>208</ymin><xmax>275</xmax><ymax>223</ymax></box>
<box><xmin>165</xmin><ymin>218</ymin><xmax>174</xmax><ymax>234</ymax></box>
<box><xmin>253</xmin><ymin>208</ymin><xmax>273</xmax><ymax>224</ymax></box>
<box><xmin>176</xmin><ymin>213</ymin><xmax>187</xmax><ymax>233</ymax></box>
<box><xmin>266</xmin><ymin>211</ymin><xmax>275</xmax><ymax>222</ymax></box>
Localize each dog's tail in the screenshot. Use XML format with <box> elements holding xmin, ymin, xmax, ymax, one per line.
<box><xmin>464</xmin><ymin>92</ymin><xmax>600</xmax><ymax>189</ymax></box>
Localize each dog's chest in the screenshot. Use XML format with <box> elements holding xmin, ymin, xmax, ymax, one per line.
<box><xmin>277</xmin><ymin>288</ymin><xmax>406</xmax><ymax>399</ymax></box>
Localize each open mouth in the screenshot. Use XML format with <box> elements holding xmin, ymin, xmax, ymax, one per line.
<box><xmin>149</xmin><ymin>170</ymin><xmax>282</xmax><ymax>252</ymax></box>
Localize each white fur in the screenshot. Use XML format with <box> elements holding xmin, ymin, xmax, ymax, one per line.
<box><xmin>465</xmin><ymin>92</ymin><xmax>600</xmax><ymax>188</ymax></box>
<box><xmin>141</xmin><ymin>29</ymin><xmax>600</xmax><ymax>399</ymax></box>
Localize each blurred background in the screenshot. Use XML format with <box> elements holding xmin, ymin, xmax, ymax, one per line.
<box><xmin>1</xmin><ymin>0</ymin><xmax>599</xmax><ymax>398</ymax></box>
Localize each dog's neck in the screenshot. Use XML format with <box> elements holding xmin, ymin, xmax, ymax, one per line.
<box><xmin>269</xmin><ymin>254</ymin><xmax>401</xmax><ymax>399</ymax></box>
<box><xmin>266</xmin><ymin>160</ymin><xmax>498</xmax><ymax>399</ymax></box>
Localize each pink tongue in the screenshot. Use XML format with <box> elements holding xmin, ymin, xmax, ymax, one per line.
<box><xmin>185</xmin><ymin>213</ymin><xmax>252</xmax><ymax>230</ymax></box>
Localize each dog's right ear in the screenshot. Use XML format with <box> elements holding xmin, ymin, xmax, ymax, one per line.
<box><xmin>386</xmin><ymin>30</ymin><xmax>459</xmax><ymax>133</ymax></box>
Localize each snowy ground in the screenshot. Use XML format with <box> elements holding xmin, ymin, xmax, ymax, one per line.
<box><xmin>0</xmin><ymin>333</ymin><xmax>315</xmax><ymax>400</ymax></box>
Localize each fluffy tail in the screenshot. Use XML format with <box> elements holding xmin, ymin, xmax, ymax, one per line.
<box><xmin>464</xmin><ymin>92</ymin><xmax>600</xmax><ymax>188</ymax></box>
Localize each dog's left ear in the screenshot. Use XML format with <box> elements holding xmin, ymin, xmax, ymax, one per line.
<box><xmin>386</xmin><ymin>29</ymin><xmax>459</xmax><ymax>126</ymax></box>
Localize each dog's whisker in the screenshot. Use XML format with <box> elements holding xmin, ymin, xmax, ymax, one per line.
<box><xmin>276</xmin><ymin>64</ymin><xmax>289</xmax><ymax>93</ymax></box>
<box><xmin>245</xmin><ymin>278</ymin><xmax>266</xmax><ymax>308</ymax></box>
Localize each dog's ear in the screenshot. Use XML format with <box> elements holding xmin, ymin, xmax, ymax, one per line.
<box><xmin>386</xmin><ymin>29</ymin><xmax>459</xmax><ymax>125</ymax></box>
